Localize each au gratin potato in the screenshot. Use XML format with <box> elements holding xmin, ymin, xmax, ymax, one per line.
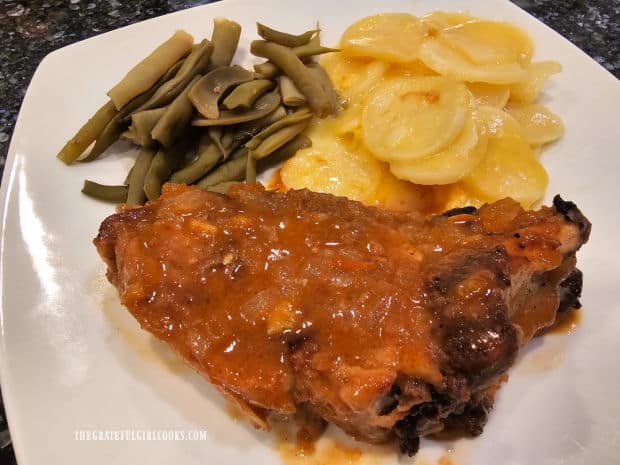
<box><xmin>281</xmin><ymin>12</ymin><xmax>564</xmax><ymax>210</ymax></box>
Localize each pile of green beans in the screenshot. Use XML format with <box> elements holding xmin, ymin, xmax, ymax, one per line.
<box><xmin>57</xmin><ymin>18</ymin><xmax>339</xmax><ymax>204</ymax></box>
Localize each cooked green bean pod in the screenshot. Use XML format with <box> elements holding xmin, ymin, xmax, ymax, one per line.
<box><xmin>246</xmin><ymin>107</ymin><xmax>311</xmax><ymax>149</ymax></box>
<box><xmin>143</xmin><ymin>139</ymin><xmax>190</xmax><ymax>200</ymax></box>
<box><xmin>128</xmin><ymin>40</ymin><xmax>213</xmax><ymax>115</ymax></box>
<box><xmin>108</xmin><ymin>30</ymin><xmax>194</xmax><ymax>110</ymax></box>
<box><xmin>252</xmin><ymin>120</ymin><xmax>309</xmax><ymax>159</ymax></box>
<box><xmin>206</xmin><ymin>181</ymin><xmax>241</xmax><ymax>194</ymax></box>
<box><xmin>279</xmin><ymin>76</ymin><xmax>305</xmax><ymax>106</ymax></box>
<box><xmin>257</xmin><ymin>134</ymin><xmax>311</xmax><ymax>171</ymax></box>
<box><xmin>81</xmin><ymin>180</ymin><xmax>128</xmax><ymax>203</ymax></box>
<box><xmin>307</xmin><ymin>63</ymin><xmax>339</xmax><ymax>115</ymax></box>
<box><xmin>123</xmin><ymin>166</ymin><xmax>134</xmax><ymax>185</ymax></box>
<box><xmin>253</xmin><ymin>61</ymin><xmax>279</xmax><ymax>79</ymax></box>
<box><xmin>189</xmin><ymin>65</ymin><xmax>255</xmax><ymax>119</ymax></box>
<box><xmin>57</xmin><ymin>100</ymin><xmax>118</xmax><ymax>164</ymax></box>
<box><xmin>256</xmin><ymin>23</ymin><xmax>317</xmax><ymax>47</ymax></box>
<box><xmin>253</xmin><ymin>38</ymin><xmax>337</xmax><ymax>79</ymax></box>
<box><xmin>292</xmin><ymin>33</ymin><xmax>339</xmax><ymax>58</ymax></box>
<box><xmin>196</xmin><ymin>148</ymin><xmax>248</xmax><ymax>187</ymax></box>
<box><xmin>208</xmin><ymin>127</ymin><xmax>236</xmax><ymax>158</ymax></box>
<box><xmin>81</xmin><ymin>116</ymin><xmax>126</xmax><ymax>162</ymax></box>
<box><xmin>128</xmin><ymin>107</ymin><xmax>167</xmax><ymax>147</ymax></box>
<box><xmin>152</xmin><ymin>74</ymin><xmax>201</xmax><ymax>147</ymax></box>
<box><xmin>246</xmin><ymin>152</ymin><xmax>257</xmax><ymax>183</ymax></box>
<box><xmin>209</xmin><ymin>18</ymin><xmax>242</xmax><ymax>68</ymax></box>
<box><xmin>126</xmin><ymin>146</ymin><xmax>157</xmax><ymax>205</ymax></box>
<box><xmin>234</xmin><ymin>106</ymin><xmax>287</xmax><ymax>141</ymax></box>
<box><xmin>192</xmin><ymin>87</ymin><xmax>281</xmax><ymax>126</ymax></box>
<box><xmin>223</xmin><ymin>79</ymin><xmax>274</xmax><ymax>110</ymax></box>
<box><xmin>169</xmin><ymin>136</ymin><xmax>222</xmax><ymax>184</ymax></box>
<box><xmin>116</xmin><ymin>59</ymin><xmax>184</xmax><ymax>121</ymax></box>
<box><xmin>250</xmin><ymin>40</ymin><xmax>331</xmax><ymax>117</ymax></box>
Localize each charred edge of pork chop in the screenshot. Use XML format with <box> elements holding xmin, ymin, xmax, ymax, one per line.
<box><xmin>388</xmin><ymin>196</ymin><xmax>589</xmax><ymax>455</ymax></box>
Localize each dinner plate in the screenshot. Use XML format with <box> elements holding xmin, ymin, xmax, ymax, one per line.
<box><xmin>1</xmin><ymin>0</ymin><xmax>619</xmax><ymax>464</ymax></box>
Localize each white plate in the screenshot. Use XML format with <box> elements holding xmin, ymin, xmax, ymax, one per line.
<box><xmin>1</xmin><ymin>0</ymin><xmax>619</xmax><ymax>464</ymax></box>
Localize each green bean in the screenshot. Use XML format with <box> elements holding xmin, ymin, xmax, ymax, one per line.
<box><xmin>152</xmin><ymin>74</ymin><xmax>201</xmax><ymax>147</ymax></box>
<box><xmin>209</xmin><ymin>18</ymin><xmax>242</xmax><ymax>68</ymax></box>
<box><xmin>126</xmin><ymin>146</ymin><xmax>157</xmax><ymax>205</ymax></box>
<box><xmin>252</xmin><ymin>121</ymin><xmax>309</xmax><ymax>160</ymax></box>
<box><xmin>279</xmin><ymin>76</ymin><xmax>305</xmax><ymax>106</ymax></box>
<box><xmin>254</xmin><ymin>61</ymin><xmax>279</xmax><ymax>79</ymax></box>
<box><xmin>57</xmin><ymin>100</ymin><xmax>118</xmax><ymax>164</ymax></box>
<box><xmin>196</xmin><ymin>148</ymin><xmax>248</xmax><ymax>187</ymax></box>
<box><xmin>256</xmin><ymin>23</ymin><xmax>317</xmax><ymax>47</ymax></box>
<box><xmin>189</xmin><ymin>65</ymin><xmax>255</xmax><ymax>119</ymax></box>
<box><xmin>307</xmin><ymin>63</ymin><xmax>339</xmax><ymax>115</ymax></box>
<box><xmin>252</xmin><ymin>38</ymin><xmax>337</xmax><ymax>80</ymax></box>
<box><xmin>257</xmin><ymin>134</ymin><xmax>311</xmax><ymax>172</ymax></box>
<box><xmin>108</xmin><ymin>30</ymin><xmax>194</xmax><ymax>110</ymax></box>
<box><xmin>206</xmin><ymin>181</ymin><xmax>242</xmax><ymax>194</ymax></box>
<box><xmin>208</xmin><ymin>127</ymin><xmax>236</xmax><ymax>158</ymax></box>
<box><xmin>246</xmin><ymin>107</ymin><xmax>311</xmax><ymax>149</ymax></box>
<box><xmin>234</xmin><ymin>106</ymin><xmax>287</xmax><ymax>141</ymax></box>
<box><xmin>192</xmin><ymin>87</ymin><xmax>281</xmax><ymax>126</ymax></box>
<box><xmin>292</xmin><ymin>33</ymin><xmax>339</xmax><ymax>59</ymax></box>
<box><xmin>81</xmin><ymin>116</ymin><xmax>125</xmax><ymax>162</ymax></box>
<box><xmin>116</xmin><ymin>59</ymin><xmax>184</xmax><ymax>121</ymax></box>
<box><xmin>251</xmin><ymin>40</ymin><xmax>331</xmax><ymax>117</ymax></box>
<box><xmin>143</xmin><ymin>139</ymin><xmax>189</xmax><ymax>200</ymax></box>
<box><xmin>128</xmin><ymin>40</ymin><xmax>213</xmax><ymax>115</ymax></box>
<box><xmin>223</xmin><ymin>79</ymin><xmax>274</xmax><ymax>110</ymax></box>
<box><xmin>128</xmin><ymin>107</ymin><xmax>167</xmax><ymax>147</ymax></box>
<box><xmin>123</xmin><ymin>166</ymin><xmax>134</xmax><ymax>185</ymax></box>
<box><xmin>81</xmin><ymin>180</ymin><xmax>128</xmax><ymax>203</ymax></box>
<box><xmin>169</xmin><ymin>137</ymin><xmax>221</xmax><ymax>184</ymax></box>
<box><xmin>246</xmin><ymin>152</ymin><xmax>257</xmax><ymax>183</ymax></box>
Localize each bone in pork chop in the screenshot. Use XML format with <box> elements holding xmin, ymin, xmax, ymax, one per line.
<box><xmin>94</xmin><ymin>183</ymin><xmax>590</xmax><ymax>455</ymax></box>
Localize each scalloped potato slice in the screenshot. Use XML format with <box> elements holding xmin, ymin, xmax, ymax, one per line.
<box><xmin>467</xmin><ymin>82</ymin><xmax>510</xmax><ymax>108</ymax></box>
<box><xmin>362</xmin><ymin>76</ymin><xmax>469</xmax><ymax>161</ymax></box>
<box><xmin>462</xmin><ymin>107</ymin><xmax>547</xmax><ymax>207</ymax></box>
<box><xmin>340</xmin><ymin>13</ymin><xmax>427</xmax><ymax>63</ymax></box>
<box><xmin>389</xmin><ymin>114</ymin><xmax>486</xmax><ymax>185</ymax></box>
<box><xmin>509</xmin><ymin>61</ymin><xmax>562</xmax><ymax>103</ymax></box>
<box><xmin>320</xmin><ymin>54</ymin><xmax>388</xmax><ymax>101</ymax></box>
<box><xmin>506</xmin><ymin>103</ymin><xmax>564</xmax><ymax>145</ymax></box>
<box><xmin>418</xmin><ymin>37</ymin><xmax>526</xmax><ymax>84</ymax></box>
<box><xmin>280</xmin><ymin>136</ymin><xmax>382</xmax><ymax>204</ymax></box>
<box><xmin>441</xmin><ymin>21</ymin><xmax>533</xmax><ymax>66</ymax></box>
<box><xmin>420</xmin><ymin>11</ymin><xmax>477</xmax><ymax>29</ymax></box>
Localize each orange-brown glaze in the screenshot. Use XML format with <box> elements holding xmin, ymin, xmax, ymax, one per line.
<box><xmin>94</xmin><ymin>184</ymin><xmax>590</xmax><ymax>452</ymax></box>
<box><xmin>547</xmin><ymin>309</ymin><xmax>581</xmax><ymax>335</ymax></box>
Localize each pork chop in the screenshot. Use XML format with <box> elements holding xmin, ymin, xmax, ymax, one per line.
<box><xmin>94</xmin><ymin>183</ymin><xmax>590</xmax><ymax>454</ymax></box>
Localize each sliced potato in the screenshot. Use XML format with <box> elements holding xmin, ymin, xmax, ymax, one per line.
<box><xmin>462</xmin><ymin>107</ymin><xmax>547</xmax><ymax>207</ymax></box>
<box><xmin>433</xmin><ymin>182</ymin><xmax>486</xmax><ymax>211</ymax></box>
<box><xmin>340</xmin><ymin>13</ymin><xmax>426</xmax><ymax>63</ymax></box>
<box><xmin>280</xmin><ymin>135</ymin><xmax>383</xmax><ymax>203</ymax></box>
<box><xmin>320</xmin><ymin>54</ymin><xmax>388</xmax><ymax>101</ymax></box>
<box><xmin>418</xmin><ymin>37</ymin><xmax>526</xmax><ymax>84</ymax></box>
<box><xmin>389</xmin><ymin>114</ymin><xmax>485</xmax><ymax>185</ymax></box>
<box><xmin>362</xmin><ymin>76</ymin><xmax>469</xmax><ymax>161</ymax></box>
<box><xmin>467</xmin><ymin>82</ymin><xmax>510</xmax><ymax>108</ymax></box>
<box><xmin>420</xmin><ymin>11</ymin><xmax>477</xmax><ymax>29</ymax></box>
<box><xmin>442</xmin><ymin>20</ymin><xmax>533</xmax><ymax>66</ymax></box>
<box><xmin>506</xmin><ymin>102</ymin><xmax>564</xmax><ymax>145</ymax></box>
<box><xmin>509</xmin><ymin>61</ymin><xmax>562</xmax><ymax>103</ymax></box>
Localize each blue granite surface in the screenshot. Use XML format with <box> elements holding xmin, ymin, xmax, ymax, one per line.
<box><xmin>0</xmin><ymin>0</ymin><xmax>618</xmax><ymax>463</ymax></box>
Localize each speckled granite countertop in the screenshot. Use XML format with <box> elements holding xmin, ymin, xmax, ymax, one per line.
<box><xmin>0</xmin><ymin>0</ymin><xmax>618</xmax><ymax>463</ymax></box>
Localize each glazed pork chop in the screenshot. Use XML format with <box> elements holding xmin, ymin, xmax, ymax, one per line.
<box><xmin>94</xmin><ymin>183</ymin><xmax>590</xmax><ymax>454</ymax></box>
